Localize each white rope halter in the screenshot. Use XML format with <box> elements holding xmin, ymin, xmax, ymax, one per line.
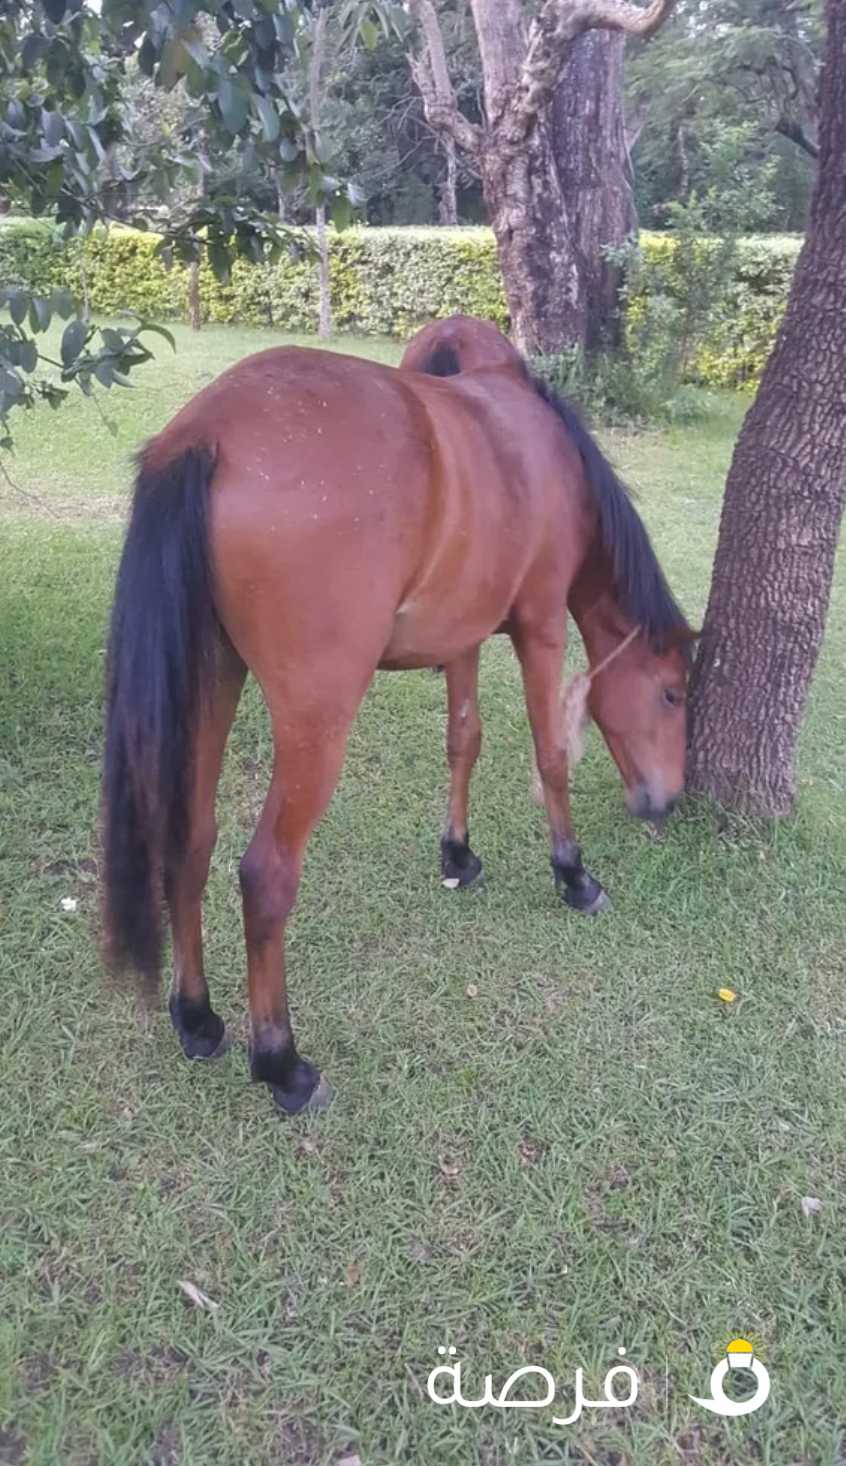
<box><xmin>531</xmin><ymin>625</ymin><xmax>642</xmax><ymax>805</ymax></box>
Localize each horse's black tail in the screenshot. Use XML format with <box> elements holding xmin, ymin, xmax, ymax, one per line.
<box><xmin>102</xmin><ymin>445</ymin><xmax>219</xmax><ymax>995</ymax></box>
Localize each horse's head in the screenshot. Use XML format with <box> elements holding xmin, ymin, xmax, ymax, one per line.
<box><xmin>584</xmin><ymin>626</ymin><xmax>694</xmax><ymax>822</ymax></box>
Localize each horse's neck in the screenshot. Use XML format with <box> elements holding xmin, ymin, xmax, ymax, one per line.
<box><xmin>567</xmin><ymin>544</ymin><xmax>633</xmax><ymax>667</ymax></box>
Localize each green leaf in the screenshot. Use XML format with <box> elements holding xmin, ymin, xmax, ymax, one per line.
<box><xmin>255</xmin><ymin>93</ymin><xmax>280</xmax><ymax>144</ymax></box>
<box><xmin>138</xmin><ymin>33</ymin><xmax>156</xmax><ymax>78</ymax></box>
<box><xmin>217</xmin><ymin>75</ymin><xmax>249</xmax><ymax>135</ymax></box>
<box><xmin>94</xmin><ymin>360</ymin><xmax>114</xmax><ymax>388</ymax></box>
<box><xmin>29</xmin><ymin>296</ymin><xmax>52</xmax><ymax>332</ymax></box>
<box><xmin>359</xmin><ymin>16</ymin><xmax>379</xmax><ymax>49</ymax></box>
<box><xmin>43</xmin><ymin>109</ymin><xmax>65</xmax><ymax>146</ymax></box>
<box><xmin>101</xmin><ymin>327</ymin><xmax>126</xmax><ymax>352</ymax></box>
<box><xmin>19</xmin><ymin>339</ymin><xmax>38</xmax><ymax>374</ymax></box>
<box><xmin>61</xmin><ymin>317</ymin><xmax>87</xmax><ymax>367</ymax></box>
<box><xmin>8</xmin><ymin>293</ymin><xmax>29</xmax><ymax>327</ymax></box>
<box><xmin>21</xmin><ymin>33</ymin><xmax>47</xmax><ymax>71</ymax></box>
<box><xmin>207</xmin><ymin>238</ymin><xmax>231</xmax><ymax>283</ymax></box>
<box><xmin>51</xmin><ymin>288</ymin><xmax>75</xmax><ymax>319</ymax></box>
<box><xmin>137</xmin><ymin>321</ymin><xmax>177</xmax><ymax>352</ymax></box>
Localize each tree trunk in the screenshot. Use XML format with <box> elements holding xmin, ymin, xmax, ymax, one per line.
<box><xmin>687</xmin><ymin>0</ymin><xmax>846</xmax><ymax>816</ymax></box>
<box><xmin>187</xmin><ymin>258</ymin><xmax>202</xmax><ymax>332</ymax></box>
<box><xmin>482</xmin><ymin>118</ymin><xmax>584</xmax><ymax>355</ymax></box>
<box><xmin>438</xmin><ymin>135</ymin><xmax>459</xmax><ymax>225</ymax></box>
<box><xmin>550</xmin><ymin>31</ymin><xmax>637</xmax><ymax>353</ymax></box>
<box><xmin>316</xmin><ymin>204</ymin><xmax>332</xmax><ymax>339</ymax></box>
<box><xmin>411</xmin><ymin>0</ymin><xmax>675</xmax><ymax>357</ymax></box>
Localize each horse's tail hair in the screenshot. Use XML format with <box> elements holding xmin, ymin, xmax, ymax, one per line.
<box><xmin>101</xmin><ymin>445</ymin><xmax>219</xmax><ymax>996</ymax></box>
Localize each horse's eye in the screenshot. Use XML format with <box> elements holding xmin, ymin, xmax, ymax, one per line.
<box><xmin>663</xmin><ymin>687</ymin><xmax>683</xmax><ymax>708</ymax></box>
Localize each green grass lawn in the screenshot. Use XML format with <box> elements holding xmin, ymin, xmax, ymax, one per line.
<box><xmin>1</xmin><ymin>324</ymin><xmax>844</xmax><ymax>1466</ymax></box>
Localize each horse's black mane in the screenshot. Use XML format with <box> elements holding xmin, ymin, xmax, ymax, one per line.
<box><xmin>417</xmin><ymin>341</ymin><xmax>462</xmax><ymax>378</ymax></box>
<box><xmin>411</xmin><ymin>339</ymin><xmax>690</xmax><ymax>652</ymax></box>
<box><xmin>530</xmin><ymin>375</ymin><xmax>690</xmax><ymax>650</ymax></box>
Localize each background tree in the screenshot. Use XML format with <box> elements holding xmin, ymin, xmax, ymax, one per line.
<box><xmin>0</xmin><ymin>0</ymin><xmax>395</xmax><ymax>434</ymax></box>
<box><xmin>687</xmin><ymin>0</ymin><xmax>845</xmax><ymax>816</ymax></box>
<box><xmin>629</xmin><ymin>0</ymin><xmax>824</xmax><ymax>230</ymax></box>
<box><xmin>407</xmin><ymin>0</ymin><xmax>677</xmax><ymax>355</ymax></box>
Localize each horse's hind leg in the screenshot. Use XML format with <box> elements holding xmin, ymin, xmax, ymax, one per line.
<box><xmin>239</xmin><ymin>688</ymin><xmax>362</xmax><ymax>1116</ymax></box>
<box><xmin>167</xmin><ymin>638</ymin><xmax>246</xmax><ymax>1059</ymax></box>
<box><xmin>512</xmin><ymin>625</ymin><xmax>608</xmax><ymax>914</ymax></box>
<box><xmin>441</xmin><ymin>648</ymin><xmax>484</xmax><ymax>889</ymax></box>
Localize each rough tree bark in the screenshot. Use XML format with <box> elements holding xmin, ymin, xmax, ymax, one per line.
<box><xmin>438</xmin><ymin>134</ymin><xmax>459</xmax><ymax>224</ymax></box>
<box><xmin>687</xmin><ymin>0</ymin><xmax>846</xmax><ymax>816</ymax></box>
<box><xmin>408</xmin><ymin>0</ymin><xmax>675</xmax><ymax>355</ymax></box>
<box><xmin>551</xmin><ymin>30</ymin><xmax>637</xmax><ymax>351</ymax></box>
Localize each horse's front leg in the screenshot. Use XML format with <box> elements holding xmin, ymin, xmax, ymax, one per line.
<box><xmin>440</xmin><ymin>647</ymin><xmax>484</xmax><ymax>889</ymax></box>
<box><xmin>512</xmin><ymin>626</ymin><xmax>609</xmax><ymax>914</ymax></box>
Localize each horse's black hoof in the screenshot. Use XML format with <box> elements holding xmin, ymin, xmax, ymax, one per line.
<box><xmin>441</xmin><ymin>835</ymin><xmax>484</xmax><ymax>890</ymax></box>
<box><xmin>564</xmin><ymin>883</ymin><xmax>610</xmax><ymax>916</ymax></box>
<box><xmin>190</xmin><ymin>1027</ymin><xmax>232</xmax><ymax>1061</ymax></box>
<box><xmin>272</xmin><ymin>1069</ymin><xmax>334</xmax><ymax>1117</ymax></box>
<box><xmin>169</xmin><ymin>994</ymin><xmax>228</xmax><ymax>1060</ymax></box>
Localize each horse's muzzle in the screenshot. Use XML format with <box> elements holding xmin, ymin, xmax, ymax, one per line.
<box><xmin>628</xmin><ymin>784</ymin><xmax>679</xmax><ymax>822</ymax></box>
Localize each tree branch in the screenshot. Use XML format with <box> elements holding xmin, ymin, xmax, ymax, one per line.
<box><xmin>407</xmin><ymin>0</ymin><xmax>483</xmax><ymax>155</ymax></box>
<box><xmin>775</xmin><ymin>113</ymin><xmax>820</xmax><ymax>159</ymax></box>
<box><xmin>515</xmin><ymin>0</ymin><xmax>678</xmax><ymax>141</ymax></box>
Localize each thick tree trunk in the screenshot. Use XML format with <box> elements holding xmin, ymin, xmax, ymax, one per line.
<box><xmin>687</xmin><ymin>0</ymin><xmax>846</xmax><ymax>816</ymax></box>
<box><xmin>551</xmin><ymin>31</ymin><xmax>637</xmax><ymax>352</ymax></box>
<box><xmin>411</xmin><ymin>0</ymin><xmax>675</xmax><ymax>357</ymax></box>
<box><xmin>482</xmin><ymin>120</ymin><xmax>583</xmax><ymax>355</ymax></box>
<box><xmin>481</xmin><ymin>33</ymin><xmax>636</xmax><ymax>356</ymax></box>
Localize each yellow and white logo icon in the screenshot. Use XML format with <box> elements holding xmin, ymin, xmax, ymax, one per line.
<box><xmin>690</xmin><ymin>1338</ymin><xmax>771</xmax><ymax>1417</ymax></box>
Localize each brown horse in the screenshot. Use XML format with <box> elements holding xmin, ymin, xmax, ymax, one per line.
<box><xmin>102</xmin><ymin>314</ymin><xmax>693</xmax><ymax>1117</ymax></box>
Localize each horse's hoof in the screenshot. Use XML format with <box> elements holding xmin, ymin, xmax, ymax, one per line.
<box><xmin>442</xmin><ymin>857</ymin><xmax>483</xmax><ymax>891</ymax></box>
<box><xmin>170</xmin><ymin>996</ymin><xmax>229</xmax><ymax>1061</ymax></box>
<box><xmin>272</xmin><ymin>1071</ymin><xmax>335</xmax><ymax>1118</ymax></box>
<box><xmin>188</xmin><ymin>1027</ymin><xmax>232</xmax><ymax>1062</ymax></box>
<box><xmin>565</xmin><ymin>885</ymin><xmax>610</xmax><ymax>916</ymax></box>
<box><xmin>441</xmin><ymin>836</ymin><xmax>484</xmax><ymax>889</ymax></box>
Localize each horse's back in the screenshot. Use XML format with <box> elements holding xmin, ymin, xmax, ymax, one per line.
<box><xmin>143</xmin><ymin>343</ymin><xmax>587</xmax><ymax>677</ymax></box>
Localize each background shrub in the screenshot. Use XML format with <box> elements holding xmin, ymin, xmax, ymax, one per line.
<box><xmin>0</xmin><ymin>218</ymin><xmax>800</xmax><ymax>389</ymax></box>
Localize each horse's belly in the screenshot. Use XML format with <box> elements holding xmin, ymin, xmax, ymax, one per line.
<box><xmin>378</xmin><ymin>591</ymin><xmax>504</xmax><ymax>670</ymax></box>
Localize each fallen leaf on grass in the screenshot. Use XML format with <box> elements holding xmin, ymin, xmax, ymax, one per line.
<box><xmin>518</xmin><ymin>1136</ymin><xmax>543</xmax><ymax>1168</ymax></box>
<box><xmin>438</xmin><ymin>1154</ymin><xmax>463</xmax><ymax>1184</ymax></box>
<box><xmin>337</xmin><ymin>1454</ymin><xmax>362</xmax><ymax>1466</ymax></box>
<box><xmin>60</xmin><ymin>897</ymin><xmax>78</xmax><ymax>913</ymax></box>
<box><xmin>177</xmin><ymin>1280</ymin><xmax>219</xmax><ymax>1312</ymax></box>
<box><xmin>800</xmin><ymin>1196</ymin><xmax>823</xmax><ymax>1218</ymax></box>
<box><xmin>717</xmin><ymin>987</ymin><xmax>737</xmax><ymax>1004</ymax></box>
<box><xmin>344</xmin><ymin>1262</ymin><xmax>361</xmax><ymax>1287</ymax></box>
<box><xmin>442</xmin><ymin>877</ymin><xmax>460</xmax><ymax>890</ymax></box>
<box><xmin>466</xmin><ymin>983</ymin><xmax>478</xmax><ymax>999</ymax></box>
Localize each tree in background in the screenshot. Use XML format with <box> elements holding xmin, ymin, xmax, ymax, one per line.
<box><xmin>687</xmin><ymin>0</ymin><xmax>845</xmax><ymax>815</ymax></box>
<box><xmin>629</xmin><ymin>0</ymin><xmax>823</xmax><ymax>230</ymax></box>
<box><xmin>0</xmin><ymin>0</ymin><xmax>394</xmax><ymax>433</ymax></box>
<box><xmin>407</xmin><ymin>0</ymin><xmax>677</xmax><ymax>355</ymax></box>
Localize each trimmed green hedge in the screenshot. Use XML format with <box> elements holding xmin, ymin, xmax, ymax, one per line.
<box><xmin>0</xmin><ymin>218</ymin><xmax>800</xmax><ymax>387</ymax></box>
